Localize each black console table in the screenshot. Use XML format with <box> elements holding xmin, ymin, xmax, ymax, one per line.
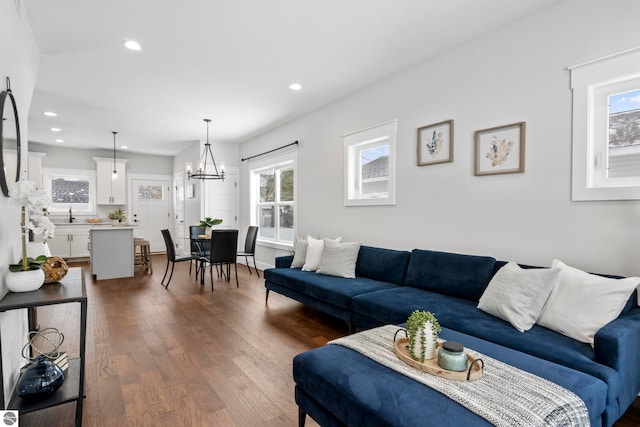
<box><xmin>0</xmin><ymin>267</ymin><xmax>87</xmax><ymax>426</ymax></box>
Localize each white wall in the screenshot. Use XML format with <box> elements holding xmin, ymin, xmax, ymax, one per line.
<box><xmin>0</xmin><ymin>0</ymin><xmax>40</xmax><ymax>405</ymax></box>
<box><xmin>240</xmin><ymin>0</ymin><xmax>640</xmax><ymax>277</ymax></box>
<box><xmin>173</xmin><ymin>139</ymin><xmax>240</xmax><ymax>249</ymax></box>
<box><xmin>29</xmin><ymin>142</ymin><xmax>173</xmax><ymax>175</ymax></box>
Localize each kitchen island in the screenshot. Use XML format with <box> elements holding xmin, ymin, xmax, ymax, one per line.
<box><xmin>89</xmin><ymin>226</ymin><xmax>135</xmax><ymax>280</ymax></box>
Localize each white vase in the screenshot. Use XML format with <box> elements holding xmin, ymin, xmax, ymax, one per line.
<box><xmin>421</xmin><ymin>322</ymin><xmax>437</xmax><ymax>360</ymax></box>
<box><xmin>410</xmin><ymin>322</ymin><xmax>437</xmax><ymax>361</ymax></box>
<box><xmin>5</xmin><ymin>268</ymin><xmax>45</xmax><ymax>293</ymax></box>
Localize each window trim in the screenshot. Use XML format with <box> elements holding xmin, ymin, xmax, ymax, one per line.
<box><xmin>249</xmin><ymin>151</ymin><xmax>296</xmax><ymax>246</ymax></box>
<box><xmin>343</xmin><ymin>119</ymin><xmax>397</xmax><ymax>206</ymax></box>
<box><xmin>570</xmin><ymin>48</ymin><xmax>640</xmax><ymax>201</ymax></box>
<box><xmin>43</xmin><ymin>167</ymin><xmax>97</xmax><ymax>214</ymax></box>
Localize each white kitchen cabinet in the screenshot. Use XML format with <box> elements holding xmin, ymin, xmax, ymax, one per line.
<box><xmin>48</xmin><ymin>225</ymin><xmax>90</xmax><ymax>258</ymax></box>
<box><xmin>94</xmin><ymin>157</ymin><xmax>127</xmax><ymax>205</ymax></box>
<box><xmin>90</xmin><ymin>227</ymin><xmax>134</xmax><ymax>280</ymax></box>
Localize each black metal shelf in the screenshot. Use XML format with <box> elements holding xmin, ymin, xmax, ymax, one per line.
<box><xmin>0</xmin><ymin>267</ymin><xmax>87</xmax><ymax>426</ymax></box>
<box><xmin>8</xmin><ymin>358</ymin><xmax>81</xmax><ymax>413</ymax></box>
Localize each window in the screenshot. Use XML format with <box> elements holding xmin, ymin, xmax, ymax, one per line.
<box><xmin>344</xmin><ymin>120</ymin><xmax>397</xmax><ymax>206</ymax></box>
<box><xmin>570</xmin><ymin>48</ymin><xmax>640</xmax><ymax>200</ymax></box>
<box><xmin>137</xmin><ymin>185</ymin><xmax>164</xmax><ymax>200</ymax></box>
<box><xmin>251</xmin><ymin>154</ymin><xmax>296</xmax><ymax>246</ymax></box>
<box><xmin>598</xmin><ymin>87</ymin><xmax>640</xmax><ymax>181</ymax></box>
<box><xmin>44</xmin><ymin>168</ymin><xmax>97</xmax><ymax>214</ymax></box>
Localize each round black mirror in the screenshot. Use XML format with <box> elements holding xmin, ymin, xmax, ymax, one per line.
<box><xmin>0</xmin><ymin>77</ymin><xmax>21</xmax><ymax>197</ymax></box>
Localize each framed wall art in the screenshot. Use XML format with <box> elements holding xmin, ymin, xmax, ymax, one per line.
<box><xmin>417</xmin><ymin>119</ymin><xmax>453</xmax><ymax>166</ymax></box>
<box><xmin>474</xmin><ymin>122</ymin><xmax>525</xmax><ymax>176</ymax></box>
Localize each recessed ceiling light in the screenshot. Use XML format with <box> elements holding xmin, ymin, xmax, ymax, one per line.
<box><xmin>50</xmin><ymin>127</ymin><xmax>62</xmax><ymax>132</ymax></box>
<box><xmin>124</xmin><ymin>40</ymin><xmax>142</xmax><ymax>51</ymax></box>
<box><xmin>120</xmin><ymin>145</ymin><xmax>128</xmax><ymax>149</ymax></box>
<box><xmin>43</xmin><ymin>111</ymin><xmax>57</xmax><ymax>117</ymax></box>
<box><xmin>289</xmin><ymin>83</ymin><xmax>302</xmax><ymax>91</ymax></box>
<box><xmin>55</xmin><ymin>139</ymin><xmax>64</xmax><ymax>143</ymax></box>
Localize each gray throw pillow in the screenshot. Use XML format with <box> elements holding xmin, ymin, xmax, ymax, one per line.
<box><xmin>290</xmin><ymin>238</ymin><xmax>308</xmax><ymax>269</ymax></box>
<box><xmin>316</xmin><ymin>241</ymin><xmax>361</xmax><ymax>278</ymax></box>
<box><xmin>478</xmin><ymin>262</ymin><xmax>559</xmax><ymax>332</ymax></box>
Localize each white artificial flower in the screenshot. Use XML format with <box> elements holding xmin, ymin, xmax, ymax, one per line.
<box><xmin>9</xmin><ymin>180</ymin><xmax>35</xmax><ymax>206</ymax></box>
<box><xmin>28</xmin><ymin>191</ymin><xmax>50</xmax><ymax>213</ymax></box>
<box><xmin>11</xmin><ymin>181</ymin><xmax>50</xmax><ymax>211</ymax></box>
<box><xmin>9</xmin><ymin>179</ymin><xmax>55</xmax><ymax>242</ymax></box>
<box><xmin>27</xmin><ymin>213</ymin><xmax>55</xmax><ymax>241</ymax></box>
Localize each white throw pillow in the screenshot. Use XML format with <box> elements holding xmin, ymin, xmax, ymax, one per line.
<box><xmin>301</xmin><ymin>236</ymin><xmax>342</xmax><ymax>272</ymax></box>
<box><xmin>301</xmin><ymin>236</ymin><xmax>324</xmax><ymax>271</ymax></box>
<box><xmin>317</xmin><ymin>241</ymin><xmax>361</xmax><ymax>278</ymax></box>
<box><xmin>290</xmin><ymin>238</ymin><xmax>308</xmax><ymax>269</ymax></box>
<box><xmin>478</xmin><ymin>262</ymin><xmax>559</xmax><ymax>332</ymax></box>
<box><xmin>537</xmin><ymin>259</ymin><xmax>640</xmax><ymax>345</ymax></box>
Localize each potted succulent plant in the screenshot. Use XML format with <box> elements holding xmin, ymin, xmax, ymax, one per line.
<box><xmin>108</xmin><ymin>208</ymin><xmax>126</xmax><ymax>224</ymax></box>
<box><xmin>199</xmin><ymin>217</ymin><xmax>222</xmax><ymax>235</ymax></box>
<box><xmin>406</xmin><ymin>310</ymin><xmax>441</xmax><ymax>362</ymax></box>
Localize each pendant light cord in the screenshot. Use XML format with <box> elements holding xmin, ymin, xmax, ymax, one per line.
<box><xmin>112</xmin><ymin>131</ymin><xmax>118</xmax><ymax>175</ymax></box>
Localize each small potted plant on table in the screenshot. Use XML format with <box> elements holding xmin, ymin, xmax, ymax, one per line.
<box><xmin>6</xmin><ymin>180</ymin><xmax>55</xmax><ymax>292</ymax></box>
<box><xmin>199</xmin><ymin>217</ymin><xmax>222</xmax><ymax>236</ymax></box>
<box><xmin>108</xmin><ymin>208</ymin><xmax>126</xmax><ymax>224</ymax></box>
<box><xmin>406</xmin><ymin>310</ymin><xmax>441</xmax><ymax>362</ymax></box>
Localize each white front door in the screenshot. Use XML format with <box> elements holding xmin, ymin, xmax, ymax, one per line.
<box><xmin>203</xmin><ymin>168</ymin><xmax>238</xmax><ymax>229</ymax></box>
<box><xmin>131</xmin><ymin>178</ymin><xmax>171</xmax><ymax>252</ymax></box>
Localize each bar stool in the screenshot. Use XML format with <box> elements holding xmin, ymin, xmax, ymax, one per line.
<box><xmin>134</xmin><ymin>238</ymin><xmax>152</xmax><ymax>274</ymax></box>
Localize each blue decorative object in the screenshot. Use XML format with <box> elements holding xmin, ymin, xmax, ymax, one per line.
<box><xmin>16</xmin><ymin>355</ymin><xmax>64</xmax><ymax>398</ymax></box>
<box><xmin>438</xmin><ymin>341</ymin><xmax>468</xmax><ymax>372</ymax></box>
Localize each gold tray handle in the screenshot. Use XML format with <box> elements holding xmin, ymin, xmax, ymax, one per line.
<box><xmin>467</xmin><ymin>358</ymin><xmax>484</xmax><ymax>380</ymax></box>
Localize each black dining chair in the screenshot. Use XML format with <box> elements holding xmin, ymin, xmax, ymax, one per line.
<box><xmin>207</xmin><ymin>229</ymin><xmax>239</xmax><ymax>290</ymax></box>
<box><xmin>161</xmin><ymin>229</ymin><xmax>200</xmax><ymax>289</ymax></box>
<box><xmin>189</xmin><ymin>225</ymin><xmax>209</xmax><ymax>279</ymax></box>
<box><xmin>237</xmin><ymin>226</ymin><xmax>259</xmax><ymax>277</ymax></box>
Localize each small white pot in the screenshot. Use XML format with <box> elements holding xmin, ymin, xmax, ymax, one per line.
<box><xmin>5</xmin><ymin>268</ymin><xmax>45</xmax><ymax>293</ymax></box>
<box><xmin>421</xmin><ymin>322</ymin><xmax>438</xmax><ymax>360</ymax></box>
<box><xmin>409</xmin><ymin>321</ymin><xmax>438</xmax><ymax>361</ymax></box>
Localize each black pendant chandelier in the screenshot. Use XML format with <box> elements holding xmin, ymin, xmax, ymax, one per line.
<box><xmin>188</xmin><ymin>119</ymin><xmax>225</xmax><ymax>181</ymax></box>
<box><xmin>112</xmin><ymin>131</ymin><xmax>118</xmax><ymax>180</ymax></box>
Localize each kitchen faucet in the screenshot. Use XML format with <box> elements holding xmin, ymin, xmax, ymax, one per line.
<box><xmin>69</xmin><ymin>206</ymin><xmax>75</xmax><ymax>223</ymax></box>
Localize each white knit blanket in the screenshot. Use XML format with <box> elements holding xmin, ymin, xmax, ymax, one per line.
<box><xmin>328</xmin><ymin>325</ymin><xmax>590</xmax><ymax>427</ymax></box>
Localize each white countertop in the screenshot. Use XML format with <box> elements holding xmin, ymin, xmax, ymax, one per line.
<box><xmin>90</xmin><ymin>225</ymin><xmax>139</xmax><ymax>230</ymax></box>
<box><xmin>53</xmin><ymin>222</ymin><xmax>141</xmax><ymax>229</ymax></box>
<box><xmin>53</xmin><ymin>222</ymin><xmax>106</xmax><ymax>226</ymax></box>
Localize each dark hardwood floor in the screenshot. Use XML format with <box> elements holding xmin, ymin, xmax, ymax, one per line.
<box><xmin>18</xmin><ymin>256</ymin><xmax>640</xmax><ymax>426</ymax></box>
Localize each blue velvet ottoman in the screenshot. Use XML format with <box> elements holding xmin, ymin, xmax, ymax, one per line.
<box><xmin>293</xmin><ymin>328</ymin><xmax>608</xmax><ymax>427</ymax></box>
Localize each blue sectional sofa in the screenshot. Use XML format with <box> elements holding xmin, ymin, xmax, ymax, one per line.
<box><xmin>264</xmin><ymin>245</ymin><xmax>640</xmax><ymax>427</ymax></box>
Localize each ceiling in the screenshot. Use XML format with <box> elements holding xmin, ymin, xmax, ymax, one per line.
<box><xmin>24</xmin><ymin>0</ymin><xmax>562</xmax><ymax>156</ymax></box>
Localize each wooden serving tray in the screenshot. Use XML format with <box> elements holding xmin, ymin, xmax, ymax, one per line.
<box><xmin>394</xmin><ymin>338</ymin><xmax>483</xmax><ymax>381</ymax></box>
